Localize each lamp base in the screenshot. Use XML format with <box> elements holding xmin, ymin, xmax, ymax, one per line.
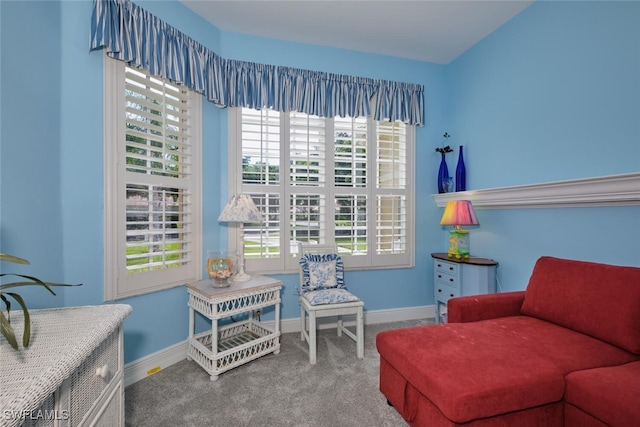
<box><xmin>447</xmin><ymin>229</ymin><xmax>470</xmax><ymax>259</ymax></box>
<box><xmin>232</xmin><ymin>272</ymin><xmax>252</xmax><ymax>282</ymax></box>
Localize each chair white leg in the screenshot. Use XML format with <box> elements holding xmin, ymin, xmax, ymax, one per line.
<box><xmin>309</xmin><ymin>311</ymin><xmax>317</xmax><ymax>364</ymax></box>
<box><xmin>337</xmin><ymin>316</ymin><xmax>343</xmax><ymax>337</ymax></box>
<box><xmin>300</xmin><ymin>305</ymin><xmax>305</xmax><ymax>341</ymax></box>
<box><xmin>356</xmin><ymin>307</ymin><xmax>364</xmax><ymax>359</ymax></box>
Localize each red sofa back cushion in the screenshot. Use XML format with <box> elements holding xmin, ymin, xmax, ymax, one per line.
<box><xmin>521</xmin><ymin>256</ymin><xmax>640</xmax><ymax>354</ymax></box>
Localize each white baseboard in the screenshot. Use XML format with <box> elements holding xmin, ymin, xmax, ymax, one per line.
<box><xmin>124</xmin><ymin>340</ymin><xmax>188</xmax><ymax>387</ymax></box>
<box><xmin>124</xmin><ymin>304</ymin><xmax>435</xmax><ymax>386</ymax></box>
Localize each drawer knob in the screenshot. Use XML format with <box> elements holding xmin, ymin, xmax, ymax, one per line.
<box><xmin>437</xmin><ymin>289</ymin><xmax>442</xmax><ymax>293</ymax></box>
<box><xmin>437</xmin><ymin>274</ymin><xmax>442</xmax><ymax>279</ymax></box>
<box><xmin>95</xmin><ymin>364</ymin><xmax>110</xmax><ymax>379</ymax></box>
<box><xmin>450</xmin><ymin>294</ymin><xmax>454</xmax><ymax>298</ymax></box>
<box><xmin>449</xmin><ymin>267</ymin><xmax>454</xmax><ymax>271</ymax></box>
<box><xmin>449</xmin><ymin>278</ymin><xmax>454</xmax><ymax>282</ymax></box>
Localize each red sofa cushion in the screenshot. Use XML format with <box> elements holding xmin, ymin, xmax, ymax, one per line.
<box><xmin>376</xmin><ymin>316</ymin><xmax>638</xmax><ymax>423</ymax></box>
<box><xmin>521</xmin><ymin>256</ymin><xmax>640</xmax><ymax>354</ymax></box>
<box><xmin>380</xmin><ymin>357</ymin><xmax>565</xmax><ymax>427</ymax></box>
<box><xmin>565</xmin><ymin>361</ymin><xmax>640</xmax><ymax>426</ymax></box>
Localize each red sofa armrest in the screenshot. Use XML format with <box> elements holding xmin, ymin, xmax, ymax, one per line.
<box><xmin>448</xmin><ymin>291</ymin><xmax>525</xmax><ymax>323</ymax></box>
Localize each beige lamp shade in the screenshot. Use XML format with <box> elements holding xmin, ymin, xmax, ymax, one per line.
<box><xmin>218</xmin><ymin>194</ymin><xmax>261</xmax><ymax>223</ymax></box>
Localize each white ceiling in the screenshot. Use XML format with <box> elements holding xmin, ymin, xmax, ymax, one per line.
<box><xmin>180</xmin><ymin>0</ymin><xmax>534</xmax><ymax>64</ymax></box>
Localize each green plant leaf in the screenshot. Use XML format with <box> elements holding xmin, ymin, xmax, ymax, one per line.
<box><xmin>1</xmin><ymin>293</ymin><xmax>10</xmax><ymax>311</ymax></box>
<box><xmin>0</xmin><ymin>253</ymin><xmax>30</xmax><ymax>264</ymax></box>
<box><xmin>0</xmin><ymin>275</ymin><xmax>80</xmax><ymax>295</ymax></box>
<box><xmin>6</xmin><ymin>293</ymin><xmax>30</xmax><ymax>348</ymax></box>
<box><xmin>0</xmin><ymin>253</ymin><xmax>81</xmax><ymax>351</ymax></box>
<box><xmin>0</xmin><ymin>310</ymin><xmax>19</xmax><ymax>350</ymax></box>
<box><xmin>0</xmin><ymin>294</ymin><xmax>11</xmax><ymax>324</ymax></box>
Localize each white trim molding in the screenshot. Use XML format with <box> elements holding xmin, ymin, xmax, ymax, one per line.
<box><xmin>432</xmin><ymin>172</ymin><xmax>640</xmax><ymax>209</ymax></box>
<box><xmin>124</xmin><ymin>340</ymin><xmax>188</xmax><ymax>387</ymax></box>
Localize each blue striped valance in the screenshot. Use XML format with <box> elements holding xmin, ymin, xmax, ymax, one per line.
<box><xmin>89</xmin><ymin>0</ymin><xmax>424</xmax><ymax>126</ymax></box>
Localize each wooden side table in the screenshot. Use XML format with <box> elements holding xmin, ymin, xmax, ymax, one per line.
<box><xmin>186</xmin><ymin>275</ymin><xmax>282</xmax><ymax>380</ymax></box>
<box><xmin>431</xmin><ymin>253</ymin><xmax>498</xmax><ymax>323</ymax></box>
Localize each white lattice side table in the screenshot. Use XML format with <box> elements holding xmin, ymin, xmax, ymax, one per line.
<box><xmin>186</xmin><ymin>275</ymin><xmax>282</xmax><ymax>381</ymax></box>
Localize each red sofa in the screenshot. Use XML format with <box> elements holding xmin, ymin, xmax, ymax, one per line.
<box><xmin>376</xmin><ymin>256</ymin><xmax>640</xmax><ymax>426</ymax></box>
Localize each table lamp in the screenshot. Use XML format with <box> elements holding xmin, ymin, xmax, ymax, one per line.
<box><xmin>218</xmin><ymin>194</ymin><xmax>262</xmax><ymax>282</ymax></box>
<box><xmin>439</xmin><ymin>200</ymin><xmax>479</xmax><ymax>259</ymax></box>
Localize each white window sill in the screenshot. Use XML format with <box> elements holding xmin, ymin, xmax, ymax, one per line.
<box><xmin>432</xmin><ymin>172</ymin><xmax>640</xmax><ymax>209</ymax></box>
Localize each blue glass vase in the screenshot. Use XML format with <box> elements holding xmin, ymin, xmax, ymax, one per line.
<box><xmin>455</xmin><ymin>145</ymin><xmax>466</xmax><ymax>191</ymax></box>
<box><xmin>437</xmin><ymin>152</ymin><xmax>449</xmax><ymax>194</ymax></box>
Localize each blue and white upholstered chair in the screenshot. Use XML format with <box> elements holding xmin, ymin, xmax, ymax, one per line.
<box><xmin>298</xmin><ymin>243</ymin><xmax>364</xmax><ymax>364</ymax></box>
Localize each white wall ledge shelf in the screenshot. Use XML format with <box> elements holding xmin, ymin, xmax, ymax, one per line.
<box><xmin>432</xmin><ymin>172</ymin><xmax>640</xmax><ymax>209</ymax></box>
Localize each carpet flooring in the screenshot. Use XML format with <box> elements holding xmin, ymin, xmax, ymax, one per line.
<box><xmin>125</xmin><ymin>318</ymin><xmax>432</xmax><ymax>427</ymax></box>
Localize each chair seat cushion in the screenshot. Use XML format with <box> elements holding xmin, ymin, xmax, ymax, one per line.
<box><xmin>302</xmin><ymin>288</ymin><xmax>360</xmax><ymax>305</ymax></box>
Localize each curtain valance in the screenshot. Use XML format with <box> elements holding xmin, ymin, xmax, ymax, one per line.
<box><xmin>90</xmin><ymin>0</ymin><xmax>424</xmax><ymax>126</ymax></box>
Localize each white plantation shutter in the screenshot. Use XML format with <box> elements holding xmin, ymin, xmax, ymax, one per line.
<box><xmin>241</xmin><ymin>109</ymin><xmax>281</xmax><ymax>185</ymax></box>
<box><xmin>290</xmin><ymin>112</ymin><xmax>326</xmax><ymax>187</ymax></box>
<box><xmin>240</xmin><ymin>109</ymin><xmax>284</xmax><ymax>272</ymax></box>
<box><xmin>289</xmin><ymin>112</ymin><xmax>327</xmax><ymax>261</ymax></box>
<box><xmin>377</xmin><ymin>121</ymin><xmax>407</xmax><ymax>190</ymax></box>
<box><xmin>374</xmin><ymin>121</ymin><xmax>409</xmax><ymax>265</ymax></box>
<box><xmin>124</xmin><ymin>184</ymin><xmax>191</xmax><ymax>272</ymax></box>
<box><xmin>244</xmin><ymin>192</ymin><xmax>282</xmax><ymax>261</ymax></box>
<box><xmin>230</xmin><ymin>107</ymin><xmax>413</xmax><ymax>274</ymax></box>
<box><xmin>290</xmin><ymin>193</ymin><xmax>327</xmax><ymax>258</ymax></box>
<box><xmin>105</xmin><ymin>59</ymin><xmax>202</xmax><ymax>300</ymax></box>
<box><xmin>334</xmin><ymin>116</ymin><xmax>368</xmax><ymax>188</ymax></box>
<box><xmin>334</xmin><ymin>194</ymin><xmax>368</xmax><ymax>257</ymax></box>
<box><xmin>376</xmin><ymin>195</ymin><xmax>407</xmax><ymax>256</ymax></box>
<box><xmin>333</xmin><ymin>116</ymin><xmax>368</xmax><ymax>261</ymax></box>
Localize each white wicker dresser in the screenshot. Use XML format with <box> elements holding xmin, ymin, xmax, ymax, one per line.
<box><xmin>0</xmin><ymin>304</ymin><xmax>132</xmax><ymax>427</ymax></box>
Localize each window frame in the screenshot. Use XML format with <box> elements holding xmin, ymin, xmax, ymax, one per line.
<box><xmin>227</xmin><ymin>107</ymin><xmax>415</xmax><ymax>275</ymax></box>
<box><xmin>103</xmin><ymin>57</ymin><xmax>203</xmax><ymax>301</ymax></box>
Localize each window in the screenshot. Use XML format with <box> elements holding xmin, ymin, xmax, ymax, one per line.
<box><xmin>104</xmin><ymin>59</ymin><xmax>202</xmax><ymax>300</ymax></box>
<box><xmin>228</xmin><ymin>107</ymin><xmax>414</xmax><ymax>274</ymax></box>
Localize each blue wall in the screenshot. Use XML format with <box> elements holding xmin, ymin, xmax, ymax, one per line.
<box><xmin>1</xmin><ymin>0</ymin><xmax>64</xmax><ymax>306</ymax></box>
<box><xmin>0</xmin><ymin>0</ymin><xmax>442</xmax><ymax>363</ymax></box>
<box><xmin>445</xmin><ymin>0</ymin><xmax>640</xmax><ymax>291</ymax></box>
<box><xmin>1</xmin><ymin>0</ymin><xmax>638</xmax><ymax>364</ymax></box>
